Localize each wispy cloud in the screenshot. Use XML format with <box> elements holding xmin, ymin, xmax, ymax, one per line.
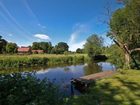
<box><xmin>68</xmin><ymin>23</ymin><xmax>88</xmax><ymax>51</ymax></box>
<box><xmin>34</xmin><ymin>34</ymin><xmax>50</xmax><ymax>40</ymax></box>
<box><xmin>38</xmin><ymin>24</ymin><xmax>46</xmax><ymax>29</ymax></box>
<box><xmin>0</xmin><ymin>1</ymin><xmax>33</xmax><ymax>41</ymax></box>
<box><xmin>8</xmin><ymin>33</ymin><xmax>13</xmax><ymax>37</ymax></box>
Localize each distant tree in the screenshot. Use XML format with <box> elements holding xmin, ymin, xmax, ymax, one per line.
<box><xmin>40</xmin><ymin>42</ymin><xmax>49</xmax><ymax>53</ymax></box>
<box><xmin>32</xmin><ymin>42</ymin><xmax>40</xmax><ymax>50</ymax></box>
<box><xmin>50</xmin><ymin>47</ymin><xmax>56</xmax><ymax>54</ymax></box>
<box><xmin>76</xmin><ymin>48</ymin><xmax>83</xmax><ymax>53</ymax></box>
<box><xmin>55</xmin><ymin>42</ymin><xmax>69</xmax><ymax>54</ymax></box>
<box><xmin>6</xmin><ymin>43</ymin><xmax>18</xmax><ymax>53</ymax></box>
<box><xmin>47</xmin><ymin>42</ymin><xmax>53</xmax><ymax>53</ymax></box>
<box><xmin>84</xmin><ymin>34</ymin><xmax>103</xmax><ymax>58</ymax></box>
<box><xmin>32</xmin><ymin>42</ymin><xmax>53</xmax><ymax>53</ymax></box>
<box><xmin>0</xmin><ymin>36</ymin><xmax>7</xmax><ymax>53</ymax></box>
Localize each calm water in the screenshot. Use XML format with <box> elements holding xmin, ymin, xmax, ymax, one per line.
<box><xmin>35</xmin><ymin>62</ymin><xmax>116</xmax><ymax>95</ymax></box>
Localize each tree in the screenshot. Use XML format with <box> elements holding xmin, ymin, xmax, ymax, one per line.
<box><xmin>50</xmin><ymin>47</ymin><xmax>56</xmax><ymax>54</ymax></box>
<box><xmin>6</xmin><ymin>43</ymin><xmax>18</xmax><ymax>53</ymax></box>
<box><xmin>84</xmin><ymin>34</ymin><xmax>103</xmax><ymax>58</ymax></box>
<box><xmin>55</xmin><ymin>42</ymin><xmax>69</xmax><ymax>54</ymax></box>
<box><xmin>32</xmin><ymin>42</ymin><xmax>40</xmax><ymax>50</ymax></box>
<box><xmin>76</xmin><ymin>48</ymin><xmax>83</xmax><ymax>53</ymax></box>
<box><xmin>106</xmin><ymin>44</ymin><xmax>125</xmax><ymax>68</ymax></box>
<box><xmin>108</xmin><ymin>0</ymin><xmax>140</xmax><ymax>68</ymax></box>
<box><xmin>32</xmin><ymin>42</ymin><xmax>53</xmax><ymax>53</ymax></box>
<box><xmin>0</xmin><ymin>36</ymin><xmax>7</xmax><ymax>53</ymax></box>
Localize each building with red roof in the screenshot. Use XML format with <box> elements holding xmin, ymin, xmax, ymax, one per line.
<box><xmin>18</xmin><ymin>47</ymin><xmax>31</xmax><ymax>54</ymax></box>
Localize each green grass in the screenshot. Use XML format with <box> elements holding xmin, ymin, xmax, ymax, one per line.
<box><xmin>0</xmin><ymin>54</ymin><xmax>87</xmax><ymax>59</ymax></box>
<box><xmin>0</xmin><ymin>54</ymin><xmax>88</xmax><ymax>69</ymax></box>
<box><xmin>71</xmin><ymin>70</ymin><xmax>140</xmax><ymax>105</ymax></box>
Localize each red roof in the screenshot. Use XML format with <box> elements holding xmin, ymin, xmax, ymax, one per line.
<box><xmin>18</xmin><ymin>47</ymin><xmax>30</xmax><ymax>52</ymax></box>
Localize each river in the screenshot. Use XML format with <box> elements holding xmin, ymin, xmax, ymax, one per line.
<box><xmin>35</xmin><ymin>62</ymin><xmax>116</xmax><ymax>95</ymax></box>
<box><xmin>0</xmin><ymin>62</ymin><xmax>115</xmax><ymax>96</ymax></box>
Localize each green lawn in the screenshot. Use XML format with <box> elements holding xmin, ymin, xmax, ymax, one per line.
<box><xmin>71</xmin><ymin>70</ymin><xmax>140</xmax><ymax>105</ymax></box>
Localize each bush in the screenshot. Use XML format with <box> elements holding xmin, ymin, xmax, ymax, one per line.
<box><xmin>0</xmin><ymin>73</ymin><xmax>64</xmax><ymax>105</ymax></box>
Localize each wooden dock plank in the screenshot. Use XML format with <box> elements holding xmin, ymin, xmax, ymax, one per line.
<box><xmin>80</xmin><ymin>70</ymin><xmax>115</xmax><ymax>80</ymax></box>
<box><xmin>71</xmin><ymin>70</ymin><xmax>115</xmax><ymax>92</ymax></box>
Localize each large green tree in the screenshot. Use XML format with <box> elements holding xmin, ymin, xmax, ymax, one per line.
<box><xmin>84</xmin><ymin>34</ymin><xmax>103</xmax><ymax>58</ymax></box>
<box><xmin>32</xmin><ymin>42</ymin><xmax>52</xmax><ymax>53</ymax></box>
<box><xmin>0</xmin><ymin>36</ymin><xmax>7</xmax><ymax>53</ymax></box>
<box><xmin>55</xmin><ymin>42</ymin><xmax>69</xmax><ymax>54</ymax></box>
<box><xmin>6</xmin><ymin>43</ymin><xmax>18</xmax><ymax>54</ymax></box>
<box><xmin>109</xmin><ymin>0</ymin><xmax>140</xmax><ymax>68</ymax></box>
<box><xmin>76</xmin><ymin>48</ymin><xmax>83</xmax><ymax>53</ymax></box>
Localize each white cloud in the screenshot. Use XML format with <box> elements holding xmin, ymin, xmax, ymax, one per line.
<box><xmin>34</xmin><ymin>34</ymin><xmax>50</xmax><ymax>40</ymax></box>
<box><xmin>69</xmin><ymin>40</ymin><xmax>86</xmax><ymax>51</ymax></box>
<box><xmin>68</xmin><ymin>24</ymin><xmax>88</xmax><ymax>51</ymax></box>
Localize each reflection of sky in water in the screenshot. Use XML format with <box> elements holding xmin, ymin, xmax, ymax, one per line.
<box><xmin>35</xmin><ymin>62</ymin><xmax>116</xmax><ymax>96</ymax></box>
<box><xmin>98</xmin><ymin>62</ymin><xmax>116</xmax><ymax>71</ymax></box>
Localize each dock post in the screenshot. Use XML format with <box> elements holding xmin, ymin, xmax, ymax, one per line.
<box><xmin>70</xmin><ymin>79</ymin><xmax>74</xmax><ymax>96</ymax></box>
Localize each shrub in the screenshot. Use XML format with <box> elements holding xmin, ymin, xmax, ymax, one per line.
<box><xmin>0</xmin><ymin>73</ymin><xmax>64</xmax><ymax>105</ymax></box>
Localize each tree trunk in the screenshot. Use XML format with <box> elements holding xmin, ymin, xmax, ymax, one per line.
<box><xmin>124</xmin><ymin>52</ymin><xmax>131</xmax><ymax>69</ymax></box>
<box><xmin>113</xmin><ymin>39</ymin><xmax>139</xmax><ymax>69</ymax></box>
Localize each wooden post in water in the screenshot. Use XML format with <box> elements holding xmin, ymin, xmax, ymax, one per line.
<box><xmin>70</xmin><ymin>78</ymin><xmax>74</xmax><ymax>96</ymax></box>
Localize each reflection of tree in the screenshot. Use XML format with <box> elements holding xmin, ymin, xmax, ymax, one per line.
<box><xmin>84</xmin><ymin>61</ymin><xmax>102</xmax><ymax>75</ymax></box>
<box><xmin>64</xmin><ymin>67</ymin><xmax>70</xmax><ymax>72</ymax></box>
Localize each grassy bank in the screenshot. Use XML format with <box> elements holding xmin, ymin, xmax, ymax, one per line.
<box><xmin>0</xmin><ymin>54</ymin><xmax>87</xmax><ymax>69</ymax></box>
<box><xmin>71</xmin><ymin>70</ymin><xmax>140</xmax><ymax>105</ymax></box>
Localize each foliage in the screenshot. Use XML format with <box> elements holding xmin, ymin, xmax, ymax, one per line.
<box><xmin>55</xmin><ymin>42</ymin><xmax>69</xmax><ymax>54</ymax></box>
<box><xmin>108</xmin><ymin>0</ymin><xmax>140</xmax><ymax>68</ymax></box>
<box><xmin>32</xmin><ymin>42</ymin><xmax>53</xmax><ymax>53</ymax></box>
<box><xmin>6</xmin><ymin>43</ymin><xmax>18</xmax><ymax>54</ymax></box>
<box><xmin>84</xmin><ymin>34</ymin><xmax>103</xmax><ymax>58</ymax></box>
<box><xmin>0</xmin><ymin>36</ymin><xmax>7</xmax><ymax>54</ymax></box>
<box><xmin>106</xmin><ymin>44</ymin><xmax>125</xmax><ymax>68</ymax></box>
<box><xmin>110</xmin><ymin>0</ymin><xmax>140</xmax><ymax>49</ymax></box>
<box><xmin>0</xmin><ymin>73</ymin><xmax>64</xmax><ymax>105</ymax></box>
<box><xmin>76</xmin><ymin>48</ymin><xmax>83</xmax><ymax>54</ymax></box>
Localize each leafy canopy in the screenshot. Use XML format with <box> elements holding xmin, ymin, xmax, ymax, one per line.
<box><xmin>84</xmin><ymin>34</ymin><xmax>103</xmax><ymax>57</ymax></box>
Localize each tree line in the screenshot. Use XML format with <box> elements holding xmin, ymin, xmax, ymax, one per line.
<box><xmin>0</xmin><ymin>34</ymin><xmax>104</xmax><ymax>55</ymax></box>
<box><xmin>0</xmin><ymin>36</ymin><xmax>87</xmax><ymax>54</ymax></box>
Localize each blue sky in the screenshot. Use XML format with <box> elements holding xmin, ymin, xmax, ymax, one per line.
<box><xmin>0</xmin><ymin>0</ymin><xmax>122</xmax><ymax>51</ymax></box>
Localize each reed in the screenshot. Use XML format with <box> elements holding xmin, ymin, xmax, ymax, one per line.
<box><xmin>0</xmin><ymin>54</ymin><xmax>87</xmax><ymax>69</ymax></box>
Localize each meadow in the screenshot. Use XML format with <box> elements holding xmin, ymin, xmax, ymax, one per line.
<box><xmin>70</xmin><ymin>70</ymin><xmax>140</xmax><ymax>105</ymax></box>
<box><xmin>0</xmin><ymin>54</ymin><xmax>87</xmax><ymax>69</ymax></box>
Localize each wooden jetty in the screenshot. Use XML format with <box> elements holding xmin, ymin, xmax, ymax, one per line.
<box><xmin>71</xmin><ymin>70</ymin><xmax>115</xmax><ymax>93</ymax></box>
<box><xmin>80</xmin><ymin>70</ymin><xmax>115</xmax><ymax>80</ymax></box>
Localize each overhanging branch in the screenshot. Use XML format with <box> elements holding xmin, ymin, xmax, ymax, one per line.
<box><xmin>130</xmin><ymin>48</ymin><xmax>140</xmax><ymax>54</ymax></box>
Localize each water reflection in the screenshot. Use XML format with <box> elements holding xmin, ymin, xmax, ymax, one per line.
<box><xmin>0</xmin><ymin>62</ymin><xmax>116</xmax><ymax>96</ymax></box>
<box><xmin>84</xmin><ymin>62</ymin><xmax>102</xmax><ymax>75</ymax></box>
